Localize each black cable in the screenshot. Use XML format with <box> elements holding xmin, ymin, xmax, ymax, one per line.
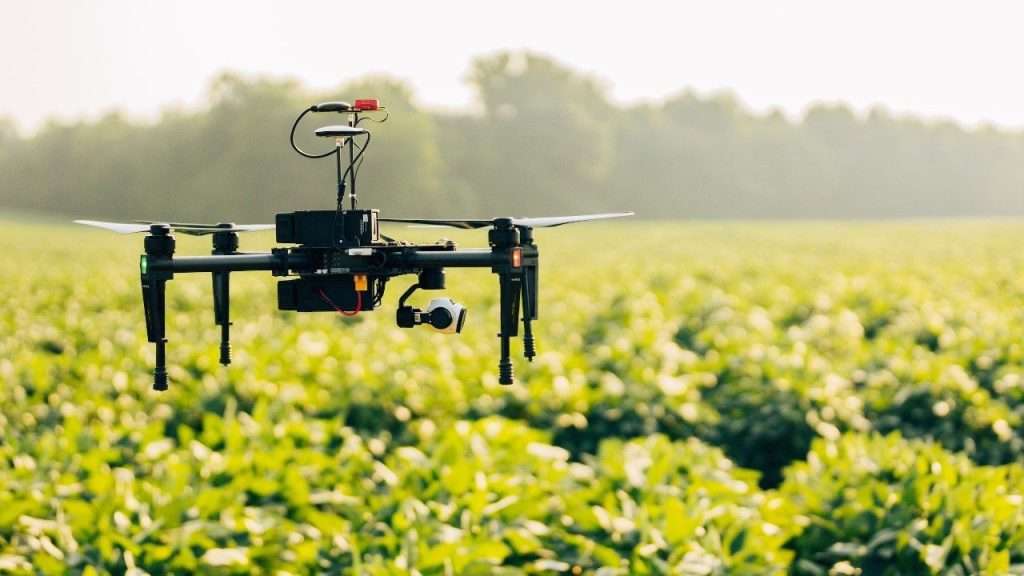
<box><xmin>290</xmin><ymin>106</ymin><xmax>384</xmax><ymax>162</ymax></box>
<box><xmin>344</xmin><ymin>133</ymin><xmax>371</xmax><ymax>187</ymax></box>
<box><xmin>341</xmin><ymin>132</ymin><xmax>371</xmax><ymax>209</ymax></box>
<box><xmin>374</xmin><ymin>277</ymin><xmax>388</xmax><ymax>307</ymax></box>
<box><xmin>355</xmin><ymin>110</ymin><xmax>389</xmax><ymax>127</ymax></box>
<box><xmin>349</xmin><ymin>140</ymin><xmax>367</xmax><ymax>186</ymax></box>
<box><xmin>398</xmin><ymin>282</ymin><xmax>419</xmax><ymax>308</ymax></box>
<box><xmin>335</xmin><ymin>144</ymin><xmax>343</xmax><ymax>204</ymax></box>
<box><xmin>329</xmin><ymin>130</ymin><xmax>367</xmax><ymax>247</ymax></box>
<box><xmin>290</xmin><ymin>107</ymin><xmax>336</xmax><ymax>159</ymax></box>
<box><xmin>350</xmin><ymin>112</ymin><xmax>386</xmax><ymax>208</ymax></box>
<box><xmin>331</xmin><ymin>144</ymin><xmax>344</xmax><ymax>248</ymax></box>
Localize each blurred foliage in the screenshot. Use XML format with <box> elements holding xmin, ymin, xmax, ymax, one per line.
<box><xmin>3</xmin><ymin>220</ymin><xmax>1024</xmax><ymax>573</ymax></box>
<box><xmin>782</xmin><ymin>434</ymin><xmax>1024</xmax><ymax>575</ymax></box>
<box><xmin>4</xmin><ymin>51</ymin><xmax>1024</xmax><ymax>221</ymax></box>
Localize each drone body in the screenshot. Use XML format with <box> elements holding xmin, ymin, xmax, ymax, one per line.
<box><xmin>77</xmin><ymin>99</ymin><xmax>631</xmax><ymax>390</ymax></box>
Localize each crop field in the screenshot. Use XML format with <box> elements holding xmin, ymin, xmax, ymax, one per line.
<box><xmin>3</xmin><ymin>219</ymin><xmax>1024</xmax><ymax>575</ymax></box>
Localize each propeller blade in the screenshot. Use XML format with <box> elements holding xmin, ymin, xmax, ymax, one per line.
<box><xmin>76</xmin><ymin>220</ymin><xmax>274</xmax><ymax>236</ymax></box>
<box><xmin>134</xmin><ymin>221</ymin><xmax>276</xmax><ymax>236</ymax></box>
<box><xmin>380</xmin><ymin>212</ymin><xmax>634</xmax><ymax>230</ymax></box>
<box><xmin>134</xmin><ymin>220</ymin><xmax>215</xmax><ymax>228</ymax></box>
<box><xmin>171</xmin><ymin>225</ymin><xmax>276</xmax><ymax>236</ymax></box>
<box><xmin>227</xmin><ymin>224</ymin><xmax>277</xmax><ymax>232</ymax></box>
<box><xmin>510</xmin><ymin>212</ymin><xmax>634</xmax><ymax>228</ymax></box>
<box><xmin>74</xmin><ymin>219</ymin><xmax>151</xmax><ymax>234</ymax></box>
<box><xmin>379</xmin><ymin>217</ymin><xmax>493</xmax><ymax>230</ymax></box>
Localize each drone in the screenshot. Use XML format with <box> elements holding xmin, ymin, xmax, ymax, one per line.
<box><xmin>76</xmin><ymin>98</ymin><xmax>632</xmax><ymax>390</ymax></box>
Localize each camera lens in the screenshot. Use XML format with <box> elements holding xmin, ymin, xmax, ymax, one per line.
<box><xmin>429</xmin><ymin>307</ymin><xmax>453</xmax><ymax>330</ymax></box>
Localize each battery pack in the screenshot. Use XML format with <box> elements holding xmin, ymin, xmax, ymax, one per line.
<box><xmin>277</xmin><ymin>276</ymin><xmax>377</xmax><ymax>312</ymax></box>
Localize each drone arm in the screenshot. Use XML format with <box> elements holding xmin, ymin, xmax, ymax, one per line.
<box><xmin>397</xmin><ymin>249</ymin><xmax>503</xmax><ymax>268</ymax></box>
<box><xmin>148</xmin><ymin>251</ymin><xmax>314</xmax><ymax>274</ymax></box>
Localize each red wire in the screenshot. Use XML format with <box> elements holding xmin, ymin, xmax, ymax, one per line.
<box><xmin>318</xmin><ymin>288</ymin><xmax>361</xmax><ymax>316</ymax></box>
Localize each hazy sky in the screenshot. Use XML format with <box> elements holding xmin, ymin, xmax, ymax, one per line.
<box><xmin>3</xmin><ymin>1</ymin><xmax>1023</xmax><ymax>133</ymax></box>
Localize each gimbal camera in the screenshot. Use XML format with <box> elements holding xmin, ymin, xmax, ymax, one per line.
<box><xmin>76</xmin><ymin>98</ymin><xmax>632</xmax><ymax>390</ymax></box>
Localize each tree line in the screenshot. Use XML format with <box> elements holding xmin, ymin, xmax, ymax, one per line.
<box><xmin>2</xmin><ymin>51</ymin><xmax>1023</xmax><ymax>222</ymax></box>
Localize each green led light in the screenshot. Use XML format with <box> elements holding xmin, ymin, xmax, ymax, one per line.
<box><xmin>140</xmin><ymin>255</ymin><xmax>148</xmax><ymax>275</ymax></box>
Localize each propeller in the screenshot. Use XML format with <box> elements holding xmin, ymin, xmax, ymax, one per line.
<box><xmin>379</xmin><ymin>212</ymin><xmax>635</xmax><ymax>230</ymax></box>
<box><xmin>74</xmin><ymin>220</ymin><xmax>275</xmax><ymax>236</ymax></box>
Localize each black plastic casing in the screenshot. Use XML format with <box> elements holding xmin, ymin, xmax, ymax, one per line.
<box><xmin>275</xmin><ymin>209</ymin><xmax>379</xmax><ymax>247</ymax></box>
<box><xmin>274</xmin><ymin>209</ymin><xmax>381</xmax><ymax>313</ymax></box>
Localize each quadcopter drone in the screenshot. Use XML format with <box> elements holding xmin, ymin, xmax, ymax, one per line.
<box><xmin>76</xmin><ymin>98</ymin><xmax>632</xmax><ymax>390</ymax></box>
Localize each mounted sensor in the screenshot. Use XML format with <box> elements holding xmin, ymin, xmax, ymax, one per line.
<box><xmin>314</xmin><ymin>125</ymin><xmax>369</xmax><ymax>138</ymax></box>
<box><xmin>311</xmin><ymin>101</ymin><xmax>351</xmax><ymax>112</ymax></box>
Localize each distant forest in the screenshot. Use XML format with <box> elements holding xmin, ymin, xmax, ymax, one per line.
<box><xmin>2</xmin><ymin>51</ymin><xmax>1023</xmax><ymax>221</ymax></box>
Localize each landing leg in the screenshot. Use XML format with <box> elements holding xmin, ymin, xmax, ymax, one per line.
<box><xmin>213</xmin><ymin>271</ymin><xmax>231</xmax><ymax>365</ymax></box>
<box><xmin>142</xmin><ymin>276</ymin><xmax>168</xmax><ymax>390</ymax></box>
<box><xmin>497</xmin><ymin>271</ymin><xmax>521</xmax><ymax>384</ymax></box>
<box><xmin>142</xmin><ymin>225</ymin><xmax>175</xmax><ymax>391</ymax></box>
<box><xmin>212</xmin><ymin>229</ymin><xmax>238</xmax><ymax>366</ymax></box>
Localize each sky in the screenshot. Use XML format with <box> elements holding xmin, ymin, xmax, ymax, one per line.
<box><xmin>2</xmin><ymin>0</ymin><xmax>1023</xmax><ymax>133</ymax></box>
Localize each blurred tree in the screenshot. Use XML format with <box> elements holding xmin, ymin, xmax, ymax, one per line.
<box><xmin>3</xmin><ymin>52</ymin><xmax>1024</xmax><ymax>221</ymax></box>
<box><xmin>0</xmin><ymin>117</ymin><xmax>17</xmax><ymax>148</ymax></box>
<box><xmin>446</xmin><ymin>51</ymin><xmax>615</xmax><ymax>215</ymax></box>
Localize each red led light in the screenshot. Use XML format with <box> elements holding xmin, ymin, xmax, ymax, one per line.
<box><xmin>354</xmin><ymin>99</ymin><xmax>379</xmax><ymax>111</ymax></box>
<box><xmin>511</xmin><ymin>247</ymin><xmax>522</xmax><ymax>268</ymax></box>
